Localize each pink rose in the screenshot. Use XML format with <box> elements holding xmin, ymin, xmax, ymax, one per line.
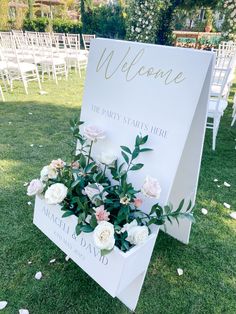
<box><xmin>50</xmin><ymin>159</ymin><xmax>65</xmax><ymax>169</ymax></box>
<box><xmin>94</xmin><ymin>205</ymin><xmax>110</xmax><ymax>222</ymax></box>
<box><xmin>134</xmin><ymin>198</ymin><xmax>143</xmax><ymax>208</ymax></box>
<box><xmin>27</xmin><ymin>179</ymin><xmax>44</xmax><ymax>196</ymax></box>
<box><xmin>84</xmin><ymin>125</ymin><xmax>105</xmax><ymax>142</ymax></box>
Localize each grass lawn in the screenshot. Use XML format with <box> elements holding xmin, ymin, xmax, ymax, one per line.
<box><xmin>0</xmin><ymin>72</ymin><xmax>236</xmax><ymax>314</ymax></box>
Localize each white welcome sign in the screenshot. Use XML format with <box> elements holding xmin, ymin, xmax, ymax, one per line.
<box><xmin>34</xmin><ymin>38</ymin><xmax>215</xmax><ymax>312</ymax></box>
<box><xmin>80</xmin><ymin>38</ymin><xmax>215</xmax><ymax>243</ymax></box>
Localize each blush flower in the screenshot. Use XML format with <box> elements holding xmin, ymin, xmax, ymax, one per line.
<box><xmin>141</xmin><ymin>176</ymin><xmax>161</xmax><ymax>199</ymax></box>
<box><xmin>94</xmin><ymin>205</ymin><xmax>110</xmax><ymax>222</ymax></box>
<box><xmin>84</xmin><ymin>125</ymin><xmax>106</xmax><ymax>142</ymax></box>
<box><xmin>27</xmin><ymin>179</ymin><xmax>44</xmax><ymax>196</ymax></box>
<box><xmin>50</xmin><ymin>159</ymin><xmax>65</xmax><ymax>169</ymax></box>
<box><xmin>134</xmin><ymin>198</ymin><xmax>143</xmax><ymax>208</ymax></box>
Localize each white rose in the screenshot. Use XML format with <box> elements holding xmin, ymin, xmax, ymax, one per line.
<box><xmin>120</xmin><ymin>219</ymin><xmax>138</xmax><ymax>233</ymax></box>
<box><xmin>40</xmin><ymin>165</ymin><xmax>58</xmax><ymax>181</ymax></box>
<box><xmin>126</xmin><ymin>226</ymin><xmax>149</xmax><ymax>245</ymax></box>
<box><xmin>141</xmin><ymin>176</ymin><xmax>161</xmax><ymax>199</ymax></box>
<box><xmin>27</xmin><ymin>179</ymin><xmax>44</xmax><ymax>196</ymax></box>
<box><xmin>45</xmin><ymin>183</ymin><xmax>68</xmax><ymax>205</ymax></box>
<box><xmin>84</xmin><ymin>183</ymin><xmax>108</xmax><ymax>204</ymax></box>
<box><xmin>84</xmin><ymin>125</ymin><xmax>105</xmax><ymax>142</ymax></box>
<box><xmin>93</xmin><ymin>221</ymin><xmax>115</xmax><ymax>250</ymax></box>
<box><xmin>98</xmin><ymin>152</ymin><xmax>117</xmax><ymax>165</ymax></box>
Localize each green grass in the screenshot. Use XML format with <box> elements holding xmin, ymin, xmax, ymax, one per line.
<box><xmin>0</xmin><ymin>72</ymin><xmax>236</xmax><ymax>314</ymax></box>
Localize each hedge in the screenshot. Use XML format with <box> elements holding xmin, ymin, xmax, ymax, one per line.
<box><xmin>23</xmin><ymin>18</ymin><xmax>82</xmax><ymax>34</ymax></box>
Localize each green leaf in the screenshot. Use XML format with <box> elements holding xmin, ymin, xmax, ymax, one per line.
<box><xmin>79</xmin><ymin>154</ymin><xmax>86</xmax><ymax>168</ymax></box>
<box><xmin>135</xmin><ymin>135</ymin><xmax>142</xmax><ymax>146</ymax></box>
<box><xmin>80</xmin><ymin>224</ymin><xmax>94</xmax><ymax>233</ymax></box>
<box><xmin>90</xmin><ymin>214</ymin><xmax>98</xmax><ymax>228</ymax></box>
<box><xmin>132</xmin><ymin>148</ymin><xmax>140</xmax><ymax>159</ymax></box>
<box><xmin>62</xmin><ymin>211</ymin><xmax>75</xmax><ymax>218</ymax></box>
<box><xmin>140</xmin><ymin>135</ymin><xmax>148</xmax><ymax>144</ymax></box>
<box><xmin>121</xmin><ymin>151</ymin><xmax>129</xmax><ymax>164</ymax></box>
<box><xmin>186</xmin><ymin>200</ymin><xmax>192</xmax><ymax>212</ymax></box>
<box><xmin>76</xmin><ymin>224</ymin><xmax>82</xmax><ymax>236</ymax></box>
<box><xmin>130</xmin><ymin>163</ymin><xmax>144</xmax><ymax>171</ymax></box>
<box><xmin>121</xmin><ymin>146</ymin><xmax>132</xmax><ymax>154</ymax></box>
<box><xmin>140</xmin><ymin>148</ymin><xmax>153</xmax><ymax>152</ymax></box>
<box><xmin>176</xmin><ymin>199</ymin><xmax>184</xmax><ymax>213</ymax></box>
<box><xmin>84</xmin><ymin>161</ymin><xmax>96</xmax><ymax>173</ymax></box>
<box><xmin>100</xmin><ymin>248</ymin><xmax>113</xmax><ymax>256</ymax></box>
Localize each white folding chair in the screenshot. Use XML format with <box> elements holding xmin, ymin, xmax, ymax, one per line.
<box><xmin>207</xmin><ymin>67</ymin><xmax>231</xmax><ymax>150</ymax></box>
<box><xmin>2</xmin><ymin>34</ymin><xmax>42</xmax><ymax>95</ymax></box>
<box><xmin>65</xmin><ymin>34</ymin><xmax>87</xmax><ymax>77</ymax></box>
<box><xmin>82</xmin><ymin>34</ymin><xmax>95</xmax><ymax>51</ymax></box>
<box><xmin>39</xmin><ymin>33</ymin><xmax>68</xmax><ymax>85</ymax></box>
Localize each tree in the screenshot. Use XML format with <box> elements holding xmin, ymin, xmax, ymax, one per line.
<box><xmin>28</xmin><ymin>0</ymin><xmax>34</xmax><ymax>20</ymax></box>
<box><xmin>0</xmin><ymin>0</ymin><xmax>8</xmax><ymax>31</ymax></box>
<box><xmin>155</xmin><ymin>0</ymin><xmax>220</xmax><ymax>45</ymax></box>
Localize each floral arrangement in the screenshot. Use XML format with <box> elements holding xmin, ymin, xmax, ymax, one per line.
<box><xmin>221</xmin><ymin>0</ymin><xmax>236</xmax><ymax>40</ymax></box>
<box><xmin>126</xmin><ymin>0</ymin><xmax>157</xmax><ymax>44</ymax></box>
<box><xmin>27</xmin><ymin>118</ymin><xmax>194</xmax><ymax>255</ymax></box>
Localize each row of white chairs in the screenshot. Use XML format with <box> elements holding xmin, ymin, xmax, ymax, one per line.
<box><xmin>207</xmin><ymin>41</ymin><xmax>236</xmax><ymax>150</ymax></box>
<box><xmin>0</xmin><ymin>31</ymin><xmax>96</xmax><ymax>98</ymax></box>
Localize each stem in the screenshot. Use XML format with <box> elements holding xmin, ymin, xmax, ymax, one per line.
<box><xmin>103</xmin><ymin>165</ymin><xmax>107</xmax><ymax>177</ymax></box>
<box><xmin>87</xmin><ymin>141</ymin><xmax>93</xmax><ymax>165</ymax></box>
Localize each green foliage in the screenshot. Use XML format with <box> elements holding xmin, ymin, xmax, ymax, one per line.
<box><xmin>0</xmin><ymin>0</ymin><xmax>9</xmax><ymax>31</ymax></box>
<box><xmin>82</xmin><ymin>4</ymin><xmax>126</xmax><ymax>39</ymax></box>
<box><xmin>23</xmin><ymin>17</ymin><xmax>82</xmax><ymax>34</ymax></box>
<box><xmin>126</xmin><ymin>0</ymin><xmax>157</xmax><ymax>44</ymax></box>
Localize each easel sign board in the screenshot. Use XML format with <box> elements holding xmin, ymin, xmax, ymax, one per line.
<box><xmin>80</xmin><ymin>38</ymin><xmax>215</xmax><ymax>243</ymax></box>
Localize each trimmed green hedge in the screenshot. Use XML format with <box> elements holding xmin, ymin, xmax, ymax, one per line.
<box><xmin>23</xmin><ymin>18</ymin><xmax>82</xmax><ymax>34</ymax></box>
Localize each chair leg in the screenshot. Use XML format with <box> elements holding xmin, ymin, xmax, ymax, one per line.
<box><xmin>0</xmin><ymin>85</ymin><xmax>5</xmax><ymax>102</ymax></box>
<box><xmin>64</xmin><ymin>64</ymin><xmax>68</xmax><ymax>80</ymax></box>
<box><xmin>35</xmin><ymin>68</ymin><xmax>42</xmax><ymax>90</ymax></box>
<box><xmin>22</xmin><ymin>75</ymin><xmax>28</xmax><ymax>95</ymax></box>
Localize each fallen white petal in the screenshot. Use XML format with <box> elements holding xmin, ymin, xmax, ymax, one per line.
<box><xmin>65</xmin><ymin>255</ymin><xmax>70</xmax><ymax>261</ymax></box>
<box><xmin>23</xmin><ymin>182</ymin><xmax>28</xmax><ymax>187</ymax></box>
<box><xmin>229</xmin><ymin>212</ymin><xmax>236</xmax><ymax>220</ymax></box>
<box><xmin>27</xmin><ymin>201</ymin><xmax>32</xmax><ymax>206</ymax></box>
<box><xmin>39</xmin><ymin>90</ymin><xmax>48</xmax><ymax>95</ymax></box>
<box><xmin>49</xmin><ymin>259</ymin><xmax>56</xmax><ymax>264</ymax></box>
<box><xmin>19</xmin><ymin>309</ymin><xmax>29</xmax><ymax>314</ymax></box>
<box><xmin>224</xmin><ymin>182</ymin><xmax>231</xmax><ymax>187</ymax></box>
<box><xmin>8</xmin><ymin>122</ymin><xmax>12</xmax><ymax>125</ymax></box>
<box><xmin>177</xmin><ymin>268</ymin><xmax>183</xmax><ymax>276</ymax></box>
<box><xmin>217</xmin><ymin>185</ymin><xmax>221</xmax><ymax>188</ymax></box>
<box><xmin>28</xmin><ymin>261</ymin><xmax>32</xmax><ymax>265</ymax></box>
<box><xmin>214</xmin><ymin>179</ymin><xmax>218</xmax><ymax>182</ymax></box>
<box><xmin>201</xmin><ymin>208</ymin><xmax>208</xmax><ymax>215</ymax></box>
<box><xmin>35</xmin><ymin>271</ymin><xmax>42</xmax><ymax>280</ymax></box>
<box><xmin>39</xmin><ymin>145</ymin><xmax>43</xmax><ymax>148</ymax></box>
<box><xmin>28</xmin><ymin>112</ymin><xmax>33</xmax><ymax>115</ymax></box>
<box><xmin>30</xmin><ymin>144</ymin><xmax>34</xmax><ymax>147</ymax></box>
<box><xmin>0</xmin><ymin>301</ymin><xmax>7</xmax><ymax>310</ymax></box>
<box><xmin>223</xmin><ymin>203</ymin><xmax>231</xmax><ymax>209</ymax></box>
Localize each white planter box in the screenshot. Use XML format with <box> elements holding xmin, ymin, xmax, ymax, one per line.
<box><xmin>33</xmin><ymin>196</ymin><xmax>159</xmax><ymax>310</ymax></box>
